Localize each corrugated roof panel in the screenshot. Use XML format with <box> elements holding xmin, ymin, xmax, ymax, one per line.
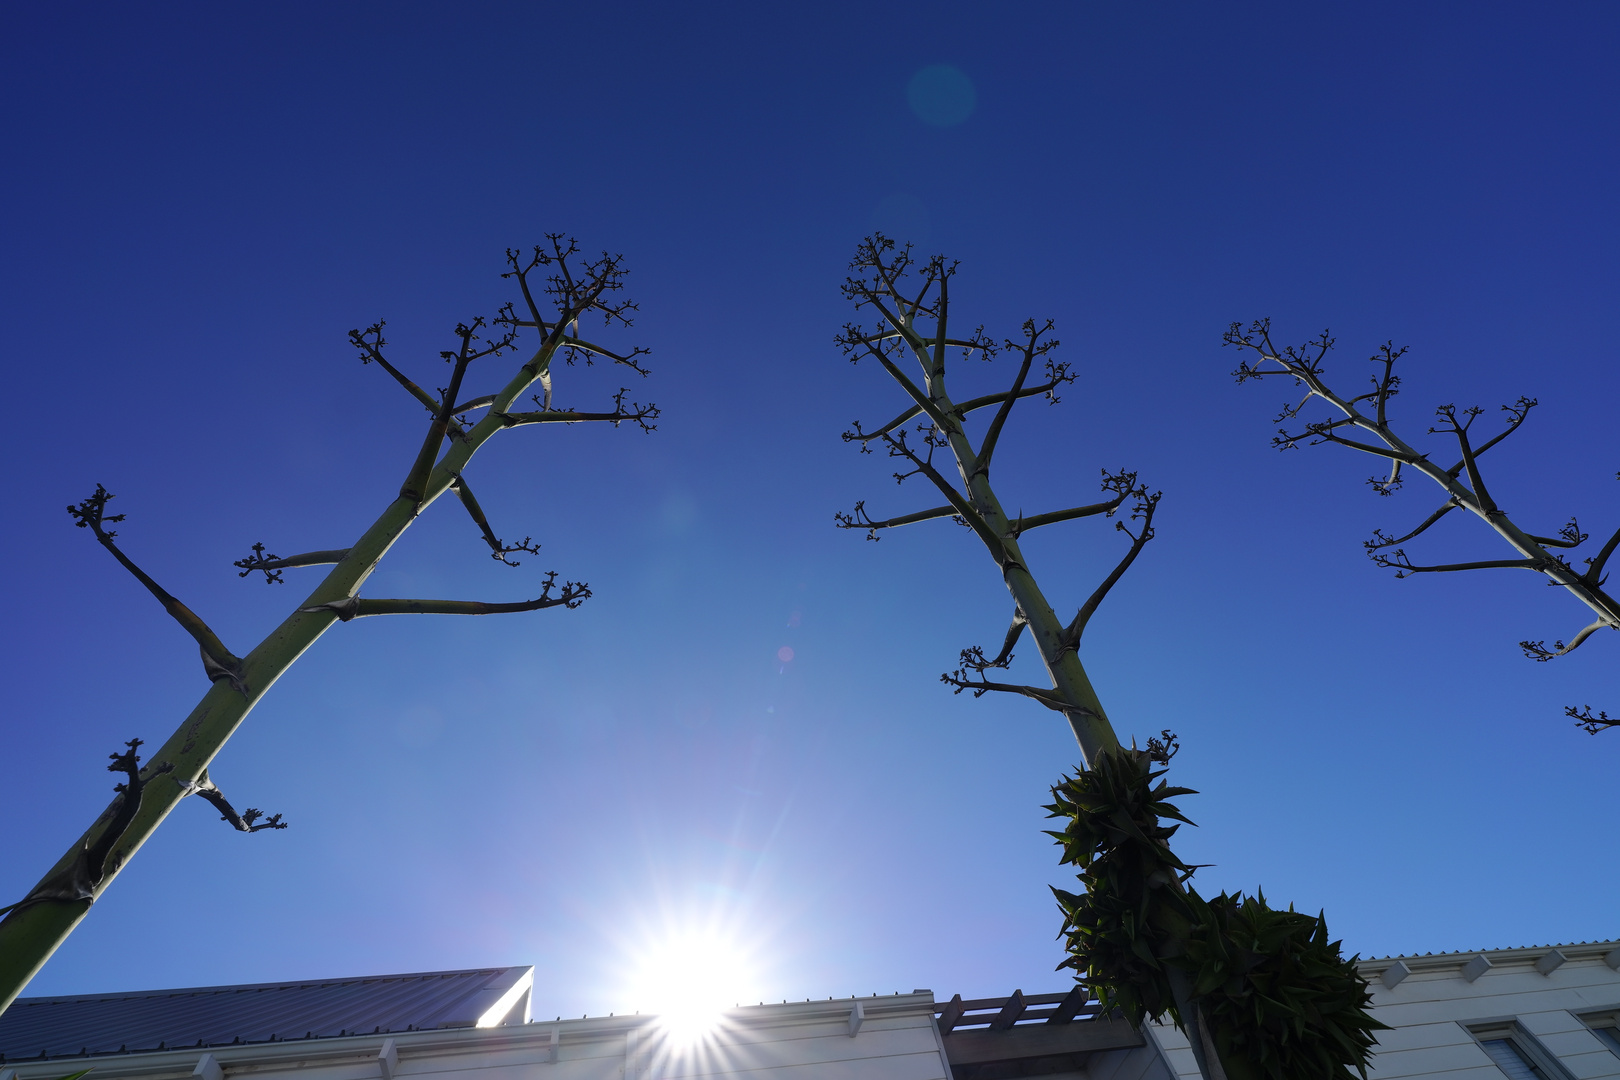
<box><xmin>0</xmin><ymin>966</ymin><xmax>533</xmax><ymax>1060</ymax></box>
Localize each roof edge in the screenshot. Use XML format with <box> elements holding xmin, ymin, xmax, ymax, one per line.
<box><xmin>1357</xmin><ymin>938</ymin><xmax>1620</xmax><ymax>974</ymax></box>
<box><xmin>8</xmin><ymin>966</ymin><xmax>528</xmax><ymax>1007</ymax></box>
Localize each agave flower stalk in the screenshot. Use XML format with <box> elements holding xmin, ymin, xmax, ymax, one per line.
<box><xmin>0</xmin><ymin>238</ymin><xmax>659</xmax><ymax>1013</ymax></box>
<box><xmin>835</xmin><ymin>237</ymin><xmax>1159</xmax><ymax>763</ymax></box>
<box><xmin>831</xmin><ymin>237</ymin><xmax>1240</xmax><ymax>1073</ymax></box>
<box><xmin>1228</xmin><ymin>319</ymin><xmax>1620</xmax><ymax>733</ymax></box>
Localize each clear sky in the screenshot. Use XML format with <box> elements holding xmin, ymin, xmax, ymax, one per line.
<box><xmin>2</xmin><ymin>2</ymin><xmax>1617</xmax><ymax>1021</ymax></box>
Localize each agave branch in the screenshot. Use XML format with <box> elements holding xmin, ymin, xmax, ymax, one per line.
<box><xmin>233</xmin><ymin>544</ymin><xmax>352</xmax><ymax>584</ymax></box>
<box><xmin>68</xmin><ymin>486</ymin><xmax>245</xmax><ymax>691</ymax></box>
<box><xmin>352</xmin><ymin>322</ymin><xmax>475</xmax><ymax>444</ymax></box>
<box><xmin>351</xmin><ymin>323</ymin><xmax>436</xmax><ymax>412</ymax></box>
<box><xmin>450</xmin><ymin>475</ymin><xmax>541</xmax><ymax>566</ymax></box>
<box><xmin>986</xmin><ymin>608</ymin><xmax>1029</xmax><ymax>668</ymax></box>
<box><xmin>0</xmin><ymin>741</ymin><xmax>173</xmax><ymax>917</ymax></box>
<box><xmin>1064</xmin><ymin>489</ymin><xmax>1161</xmax><ymax>648</ymax></box>
<box><xmin>976</xmin><ymin>320</ymin><xmax>1069</xmax><ymax>475</ymax></box>
<box><xmin>1371</xmin><ymin>550</ymin><xmax>1545</xmax><ymax>577</ymax></box>
<box><xmin>840</xmin><ymin>371</ymin><xmax>1075</xmax><ymax>449</ymax></box>
<box><xmin>179</xmin><ymin>772</ymin><xmax>288</xmax><ymax>833</ymax></box>
<box><xmin>1011</xmin><ymin>469</ymin><xmax>1136</xmax><ymax>538</ymax></box>
<box><xmin>1582</xmin><ymin>520</ymin><xmax>1620</xmax><ymax>584</ymax></box>
<box><xmin>1364</xmin><ymin>499</ymin><xmax>1460</xmax><ymax>549</ymax></box>
<box><xmin>1</xmin><ymin>239</ymin><xmax>652</xmax><ymax>1012</ymax></box>
<box><xmin>301</xmin><ymin>571</ymin><xmax>589</xmax><ymax>620</ymax></box>
<box><xmin>945</xmin><ymin>607</ymin><xmax>1033</xmax><ymax>686</ymax></box>
<box><xmin>1228</xmin><ymin>319</ymin><xmax>1620</xmax><ymax>676</ymax></box>
<box><xmin>397</xmin><ymin>317</ymin><xmax>516</xmax><ymax>507</ymax></box>
<box><xmin>1567</xmin><ymin>705</ymin><xmax>1620</xmax><ymax>734</ymax></box>
<box><xmin>1520</xmin><ymin>617</ymin><xmax>1611</xmax><ymax>661</ymax></box>
<box><xmin>833</xmin><ymin>499</ymin><xmax>959</xmax><ymax>539</ymax></box>
<box><xmin>497</xmin><ymin>386</ymin><xmax>660</xmax><ymax>432</ymax></box>
<box><xmin>939</xmin><ymin>664</ymin><xmax>1073</xmax><ymax>711</ymax></box>
<box><xmin>877</xmin><ymin>426</ymin><xmax>1004</xmax><ymax>558</ymax></box>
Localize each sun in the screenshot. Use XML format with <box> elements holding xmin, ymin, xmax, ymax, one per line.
<box><xmin>627</xmin><ymin>929</ymin><xmax>754</xmax><ymax>1047</ymax></box>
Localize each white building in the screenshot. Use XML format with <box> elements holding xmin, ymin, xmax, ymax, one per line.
<box><xmin>1</xmin><ymin>939</ymin><xmax>1616</xmax><ymax>1080</ymax></box>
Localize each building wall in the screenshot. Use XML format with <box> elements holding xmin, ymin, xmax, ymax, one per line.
<box><xmin>1125</xmin><ymin>943</ymin><xmax>1620</xmax><ymax>1080</ymax></box>
<box><xmin>1359</xmin><ymin>946</ymin><xmax>1620</xmax><ymax>1080</ymax></box>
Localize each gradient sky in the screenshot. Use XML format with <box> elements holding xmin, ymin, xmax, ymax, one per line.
<box><xmin>3</xmin><ymin>3</ymin><xmax>1618</xmax><ymax>1020</ymax></box>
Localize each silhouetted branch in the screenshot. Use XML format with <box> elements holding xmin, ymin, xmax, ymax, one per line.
<box><xmin>1567</xmin><ymin>705</ymin><xmax>1620</xmax><ymax>734</ymax></box>
<box><xmin>1585</xmin><ymin>520</ymin><xmax>1620</xmax><ymax>586</ymax></box>
<box><xmin>1429</xmin><ymin>404</ymin><xmax>1501</xmax><ymax>515</ymax></box>
<box><xmin>69</xmin><ymin>486</ymin><xmax>246</xmax><ymax>692</ymax></box>
<box><xmin>940</xmin><ymin>666</ymin><xmax>1071</xmax><ymax>711</ymax></box>
<box><xmin>1275</xmin><ymin>422</ymin><xmax>1411</xmax><ymax>461</ymax></box>
<box><xmin>955</xmin><ymin>609</ymin><xmax>1030</xmax><ymax>674</ymax></box>
<box><xmin>498</xmin><ymin>386</ymin><xmax>660</xmax><ymax>432</ymax></box>
<box><xmin>0</xmin><ymin>740</ymin><xmax>173</xmax><ymax>916</ymax></box>
<box><xmin>450</xmin><ymin>475</ymin><xmax>541</xmax><ymax>566</ymax></box>
<box><xmin>1363</xmin><ymin>500</ymin><xmax>1460</xmax><ymax>551</ymax></box>
<box><xmin>302</xmin><ymin>571</ymin><xmax>589</xmax><ymax>622</ymax></box>
<box><xmin>1371</xmin><ymin>549</ymin><xmax>1544</xmax><ymax>577</ymax></box>
<box><xmin>90</xmin><ymin>741</ymin><xmax>172</xmax><ymax>886</ymax></box>
<box><xmin>1143</xmin><ymin>728</ymin><xmax>1180</xmax><ymax>764</ymax></box>
<box><xmin>878</xmin><ymin>427</ymin><xmax>1004</xmax><ymax>559</ymax></box>
<box><xmin>1528</xmin><ymin>517</ymin><xmax>1587</xmax><ymax>549</ymax></box>
<box><xmin>978</xmin><ymin>319</ymin><xmax>1061</xmax><ymax>473</ymax></box>
<box><xmin>233</xmin><ymin>544</ymin><xmax>352</xmax><ymax>584</ymax></box>
<box><xmin>351</xmin><ymin>322</ymin><xmax>438</xmax><ymax>413</ymax></box>
<box><xmin>833</xmin><ymin>500</ymin><xmax>958</xmax><ymax>539</ymax></box>
<box><xmin>1012</xmin><ymin>470</ymin><xmax>1136</xmax><ymax>538</ymax></box>
<box><xmin>351</xmin><ymin>321</ymin><xmax>474</xmax><ymax>444</ymax></box>
<box><xmin>837</xmin><ymin>322</ymin><xmax>954</xmax><ymax>433</ymax></box>
<box><xmin>842</xmin><ymin>372</ymin><xmax>1071</xmax><ymax>448</ymax></box>
<box><xmin>1064</xmin><ymin>488</ymin><xmax>1160</xmax><ymax>647</ymax></box>
<box><xmin>397</xmin><ymin>316</ymin><xmax>517</xmax><ymax>508</ymax></box>
<box><xmin>179</xmin><ymin>773</ymin><xmax>288</xmax><ymax>832</ymax></box>
<box><xmin>1519</xmin><ymin>617</ymin><xmax>1611</xmax><ymax>661</ymax></box>
<box><xmin>453</xmin><ymin>394</ymin><xmax>496</xmax><ymax>415</ymax></box>
<box><xmin>1437</xmin><ymin>397</ymin><xmax>1536</xmax><ymax>480</ymax></box>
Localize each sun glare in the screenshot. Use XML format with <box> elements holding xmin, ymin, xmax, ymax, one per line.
<box><xmin>629</xmin><ymin>930</ymin><xmax>754</xmax><ymax>1047</ymax></box>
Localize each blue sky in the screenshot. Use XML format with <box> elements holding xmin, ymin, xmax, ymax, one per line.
<box><xmin>2</xmin><ymin>2</ymin><xmax>1617</xmax><ymax>1019</ymax></box>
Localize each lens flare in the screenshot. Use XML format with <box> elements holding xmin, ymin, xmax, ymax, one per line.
<box><xmin>629</xmin><ymin>930</ymin><xmax>753</xmax><ymax>1047</ymax></box>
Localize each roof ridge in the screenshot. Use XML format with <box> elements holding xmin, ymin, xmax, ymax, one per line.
<box><xmin>10</xmin><ymin>966</ymin><xmax>521</xmax><ymax>1007</ymax></box>
<box><xmin>1361</xmin><ymin>938</ymin><xmax>1620</xmax><ymax>964</ymax></box>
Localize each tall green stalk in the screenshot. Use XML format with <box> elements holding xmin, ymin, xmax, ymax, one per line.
<box><xmin>837</xmin><ymin>241</ymin><xmax>1383</xmax><ymax>1080</ymax></box>
<box><xmin>836</xmin><ymin>237</ymin><xmax>1218</xmax><ymax>1080</ymax></box>
<box><xmin>0</xmin><ymin>239</ymin><xmax>658</xmax><ymax>1014</ymax></box>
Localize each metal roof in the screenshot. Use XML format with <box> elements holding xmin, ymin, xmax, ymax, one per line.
<box><xmin>0</xmin><ymin>966</ymin><xmax>533</xmax><ymax>1061</ymax></box>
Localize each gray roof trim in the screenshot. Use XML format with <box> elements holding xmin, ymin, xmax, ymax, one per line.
<box><xmin>1358</xmin><ymin>939</ymin><xmax>1620</xmax><ymax>976</ymax></box>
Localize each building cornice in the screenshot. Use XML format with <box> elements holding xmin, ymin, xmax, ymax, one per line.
<box><xmin>1358</xmin><ymin>939</ymin><xmax>1620</xmax><ymax>981</ymax></box>
<box><xmin>0</xmin><ymin>993</ymin><xmax>939</xmax><ymax>1080</ymax></box>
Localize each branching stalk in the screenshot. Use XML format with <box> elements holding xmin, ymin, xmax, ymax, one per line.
<box><xmin>1229</xmin><ymin>320</ymin><xmax>1620</xmax><ymax>705</ymax></box>
<box><xmin>837</xmin><ymin>235</ymin><xmax>1154</xmax><ymax>766</ymax></box>
<box><xmin>67</xmin><ymin>487</ymin><xmax>244</xmax><ymax>689</ymax></box>
<box><xmin>0</xmin><ymin>238</ymin><xmax>653</xmax><ymax>1012</ymax></box>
